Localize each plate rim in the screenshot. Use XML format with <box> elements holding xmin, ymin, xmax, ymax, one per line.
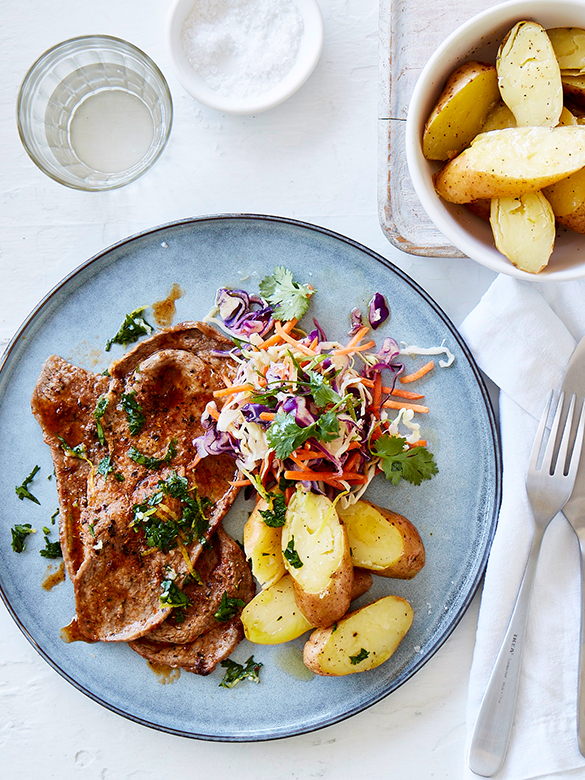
<box><xmin>0</xmin><ymin>213</ymin><xmax>502</xmax><ymax>741</ymax></box>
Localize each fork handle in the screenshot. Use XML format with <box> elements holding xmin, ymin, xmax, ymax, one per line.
<box><xmin>573</xmin><ymin>528</ymin><xmax>585</xmax><ymax>757</ymax></box>
<box><xmin>468</xmin><ymin>525</ymin><xmax>545</xmax><ymax>777</ymax></box>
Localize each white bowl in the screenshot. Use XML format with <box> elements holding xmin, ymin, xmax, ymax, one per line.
<box><xmin>405</xmin><ymin>0</ymin><xmax>585</xmax><ymax>282</ymax></box>
<box><xmin>166</xmin><ymin>0</ymin><xmax>323</xmax><ymax>115</ymax></box>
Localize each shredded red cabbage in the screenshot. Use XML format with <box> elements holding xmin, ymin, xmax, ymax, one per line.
<box><xmin>368</xmin><ymin>293</ymin><xmax>390</xmax><ymax>330</ymax></box>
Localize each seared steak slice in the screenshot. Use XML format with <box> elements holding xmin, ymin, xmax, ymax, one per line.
<box><xmin>129</xmin><ymin>619</ymin><xmax>245</xmax><ymax>676</ymax></box>
<box><xmin>146</xmin><ymin>526</ymin><xmax>255</xmax><ymax>644</ymax></box>
<box><xmin>32</xmin><ymin>322</ymin><xmax>242</xmax><ymax>644</ymax></box>
<box><xmin>31</xmin><ymin>355</ymin><xmax>110</xmax><ymax>578</ymax></box>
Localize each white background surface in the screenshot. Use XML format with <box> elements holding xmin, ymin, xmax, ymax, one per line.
<box><xmin>0</xmin><ymin>0</ymin><xmax>498</xmax><ymax>777</ymax></box>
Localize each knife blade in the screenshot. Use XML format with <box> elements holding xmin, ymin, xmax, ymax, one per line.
<box><xmin>560</xmin><ymin>333</ymin><xmax>585</xmax><ymax>757</ymax></box>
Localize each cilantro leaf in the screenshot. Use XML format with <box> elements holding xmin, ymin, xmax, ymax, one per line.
<box><xmin>307</xmin><ymin>370</ymin><xmax>342</xmax><ymax>408</ymax></box>
<box><xmin>15</xmin><ymin>465</ymin><xmax>41</xmax><ymax>505</ymax></box>
<box><xmin>93</xmin><ymin>395</ymin><xmax>109</xmax><ymax>445</ymax></box>
<box><xmin>214</xmin><ymin>591</ymin><xmax>246</xmax><ymax>621</ymax></box>
<box><xmin>349</xmin><ymin>648</ymin><xmax>370</xmax><ymax>665</ymax></box>
<box><xmin>128</xmin><ymin>439</ymin><xmax>177</xmax><ymax>470</ymax></box>
<box><xmin>11</xmin><ymin>523</ymin><xmax>34</xmax><ymax>553</ymax></box>
<box><xmin>40</xmin><ymin>534</ymin><xmax>62</xmax><ymax>559</ymax></box>
<box><xmin>219</xmin><ymin>656</ymin><xmax>262</xmax><ymax>688</ymax></box>
<box><xmin>372</xmin><ymin>434</ymin><xmax>438</xmax><ymax>486</ymax></box>
<box><xmin>120</xmin><ymin>392</ymin><xmax>145</xmax><ymax>435</ymax></box>
<box><xmin>259</xmin><ymin>266</ymin><xmax>314</xmax><ymax>321</ymax></box>
<box><xmin>266</xmin><ymin>410</ymin><xmax>339</xmax><ymax>460</ymax></box>
<box><xmin>105</xmin><ymin>306</ymin><xmax>153</xmax><ymax>352</ymax></box>
<box><xmin>283</xmin><ymin>536</ymin><xmax>303</xmax><ymax>568</ymax></box>
<box><xmin>160</xmin><ymin>579</ymin><xmax>191</xmax><ymax>609</ymax></box>
<box><xmin>259</xmin><ymin>492</ymin><xmax>287</xmax><ymax>528</ymax></box>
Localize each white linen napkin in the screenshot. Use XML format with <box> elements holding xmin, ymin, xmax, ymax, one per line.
<box><xmin>459</xmin><ymin>275</ymin><xmax>585</xmax><ymax>780</ymax></box>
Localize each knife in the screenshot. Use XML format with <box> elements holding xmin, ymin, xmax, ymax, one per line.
<box><xmin>560</xmin><ymin>334</ymin><xmax>585</xmax><ymax>757</ymax></box>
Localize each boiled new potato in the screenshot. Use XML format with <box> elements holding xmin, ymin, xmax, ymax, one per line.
<box><xmin>547</xmin><ymin>27</ymin><xmax>585</xmax><ymax>71</ymax></box>
<box><xmin>243</xmin><ymin>497</ymin><xmax>286</xmax><ymax>589</ymax></box>
<box><xmin>490</xmin><ymin>192</ymin><xmax>556</xmax><ymax>273</ymax></box>
<box><xmin>560</xmin><ymin>74</ymin><xmax>585</xmax><ymax>108</ymax></box>
<box><xmin>303</xmin><ymin>595</ymin><xmax>414</xmax><ymax>676</ymax></box>
<box><xmin>434</xmin><ymin>126</ymin><xmax>585</xmax><ymax>203</ymax></box>
<box><xmin>558</xmin><ymin>106</ymin><xmax>579</xmax><ymax>125</ymax></box>
<box><xmin>241</xmin><ymin>569</ymin><xmax>373</xmax><ymax>645</ymax></box>
<box><xmin>422</xmin><ymin>61</ymin><xmax>499</xmax><ymax>161</ymax></box>
<box><xmin>480</xmin><ymin>101</ymin><xmax>516</xmax><ymax>132</ymax></box>
<box><xmin>544</xmin><ymin>167</ymin><xmax>585</xmax><ymax>233</ymax></box>
<box><xmin>497</xmin><ymin>22</ymin><xmax>562</xmax><ymax>127</ymax></box>
<box><xmin>337</xmin><ymin>500</ymin><xmax>425</xmax><ymax>579</ymax></box>
<box><xmin>281</xmin><ymin>490</ymin><xmax>353</xmax><ymax>628</ymax></box>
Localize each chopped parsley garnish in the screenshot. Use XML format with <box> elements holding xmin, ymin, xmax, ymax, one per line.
<box><xmin>219</xmin><ymin>656</ymin><xmax>262</xmax><ymax>689</ymax></box>
<box><xmin>259</xmin><ymin>492</ymin><xmax>287</xmax><ymax>528</ymax></box>
<box><xmin>57</xmin><ymin>436</ymin><xmax>88</xmax><ymax>461</ymax></box>
<box><xmin>371</xmin><ymin>434</ymin><xmax>438</xmax><ymax>486</ymax></box>
<box><xmin>259</xmin><ymin>266</ymin><xmax>314</xmax><ymax>321</ymax></box>
<box><xmin>128</xmin><ymin>439</ymin><xmax>177</xmax><ymax>470</ymax></box>
<box><xmin>120</xmin><ymin>392</ymin><xmax>145</xmax><ymax>435</ymax></box>
<box><xmin>266</xmin><ymin>409</ymin><xmax>339</xmax><ymax>460</ymax></box>
<box><xmin>105</xmin><ymin>306</ymin><xmax>153</xmax><ymax>352</ymax></box>
<box><xmin>97</xmin><ymin>455</ymin><xmax>114</xmax><ymax>477</ymax></box>
<box><xmin>349</xmin><ymin>648</ymin><xmax>370</xmax><ymax>665</ymax></box>
<box><xmin>10</xmin><ymin>523</ymin><xmax>34</xmax><ymax>553</ymax></box>
<box><xmin>131</xmin><ymin>472</ymin><xmax>211</xmax><ymax>553</ymax></box>
<box><xmin>93</xmin><ymin>396</ymin><xmax>109</xmax><ymax>445</ymax></box>
<box><xmin>15</xmin><ymin>465</ymin><xmax>41</xmax><ymax>505</ymax></box>
<box><xmin>160</xmin><ymin>578</ymin><xmax>191</xmax><ymax>610</ymax></box>
<box><xmin>283</xmin><ymin>536</ymin><xmax>303</xmax><ymax>568</ymax></box>
<box><xmin>214</xmin><ymin>591</ymin><xmax>246</xmax><ymax>621</ymax></box>
<box><xmin>40</xmin><ymin>533</ymin><xmax>62</xmax><ymax>559</ymax></box>
<box><xmin>50</xmin><ymin>507</ymin><xmax>59</xmax><ymax>525</ymax></box>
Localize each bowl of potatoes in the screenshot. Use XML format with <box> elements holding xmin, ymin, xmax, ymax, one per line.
<box><xmin>406</xmin><ymin>0</ymin><xmax>585</xmax><ymax>280</ymax></box>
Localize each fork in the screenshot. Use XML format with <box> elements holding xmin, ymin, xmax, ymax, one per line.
<box><xmin>468</xmin><ymin>391</ymin><xmax>585</xmax><ymax>777</ymax></box>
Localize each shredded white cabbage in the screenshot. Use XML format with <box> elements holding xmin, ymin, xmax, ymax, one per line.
<box><xmin>399</xmin><ymin>340</ymin><xmax>455</xmax><ymax>368</ymax></box>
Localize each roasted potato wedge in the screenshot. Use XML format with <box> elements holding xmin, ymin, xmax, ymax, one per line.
<box><xmin>281</xmin><ymin>490</ymin><xmax>353</xmax><ymax>628</ymax></box>
<box><xmin>544</xmin><ymin>167</ymin><xmax>585</xmax><ymax>233</ymax></box>
<box><xmin>496</xmin><ymin>21</ymin><xmax>562</xmax><ymax>127</ymax></box>
<box><xmin>422</xmin><ymin>61</ymin><xmax>499</xmax><ymax>161</ymax></box>
<box><xmin>337</xmin><ymin>500</ymin><xmax>425</xmax><ymax>579</ymax></box>
<box><xmin>548</xmin><ymin>27</ymin><xmax>585</xmax><ymax>71</ymax></box>
<box><xmin>241</xmin><ymin>569</ymin><xmax>373</xmax><ymax>645</ymax></box>
<box><xmin>303</xmin><ymin>595</ymin><xmax>414</xmax><ymax>676</ymax></box>
<box><xmin>243</xmin><ymin>497</ymin><xmax>286</xmax><ymax>589</ymax></box>
<box><xmin>465</xmin><ymin>199</ymin><xmax>491</xmax><ymax>222</ymax></box>
<box><xmin>490</xmin><ymin>192</ymin><xmax>556</xmax><ymax>273</ymax></box>
<box><xmin>434</xmin><ymin>126</ymin><xmax>585</xmax><ymax>203</ymax></box>
<box><xmin>558</xmin><ymin>106</ymin><xmax>579</xmax><ymax>126</ymax></box>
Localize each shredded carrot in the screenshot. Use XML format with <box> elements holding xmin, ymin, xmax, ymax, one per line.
<box><xmin>360</xmin><ymin>376</ymin><xmax>424</xmax><ymax>399</ymax></box>
<box><xmin>274</xmin><ymin>321</ymin><xmax>317</xmax><ymax>356</ymax></box>
<box><xmin>382</xmin><ymin>399</ymin><xmax>429</xmax><ymax>413</ymax></box>
<box><xmin>186</xmin><ymin>454</ymin><xmax>202</xmax><ymax>470</ymax></box>
<box><xmin>342</xmin><ymin>325</ymin><xmax>370</xmax><ymax>351</ymax></box>
<box><xmin>399</xmin><ymin>360</ymin><xmax>434</xmax><ymax>384</ymax></box>
<box><xmin>259</xmin><ymin>318</ymin><xmax>298</xmax><ymax>349</ymax></box>
<box><xmin>259</xmin><ymin>411</ymin><xmax>275</xmax><ymax>421</ymax></box>
<box><xmin>284</xmin><ymin>469</ymin><xmax>368</xmax><ymax>485</ymax></box>
<box><xmin>213</xmin><ymin>383</ymin><xmax>255</xmax><ymax>398</ymax></box>
<box><xmin>346</xmin><ymin>440</ymin><xmax>362</xmax><ymax>450</ymax></box>
<box><xmin>207</xmin><ymin>406</ymin><xmax>220</xmax><ymax>421</ymax></box>
<box><xmin>408</xmin><ymin>440</ymin><xmax>428</xmax><ymax>448</ymax></box>
<box><xmin>344</xmin><ymin>451</ymin><xmax>361</xmax><ymax>473</ymax></box>
<box><xmin>334</xmin><ymin>339</ymin><xmax>376</xmax><ymax>356</ymax></box>
<box><xmin>291</xmin><ymin>450</ymin><xmax>322</xmax><ymax>461</ymax></box>
<box><xmin>284</xmin><ymin>487</ymin><xmax>294</xmax><ymax>504</ymax></box>
<box><xmin>229</xmin><ymin>478</ymin><xmax>252</xmax><ymax>487</ymax></box>
<box><xmin>388</xmin><ymin>387</ymin><xmax>425</xmax><ymax>400</ymax></box>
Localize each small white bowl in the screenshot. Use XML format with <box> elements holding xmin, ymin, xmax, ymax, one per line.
<box><xmin>166</xmin><ymin>0</ymin><xmax>323</xmax><ymax>115</ymax></box>
<box><xmin>406</xmin><ymin>0</ymin><xmax>585</xmax><ymax>282</ymax></box>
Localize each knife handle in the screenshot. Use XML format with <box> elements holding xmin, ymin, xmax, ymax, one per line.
<box><xmin>468</xmin><ymin>526</ymin><xmax>544</xmax><ymax>777</ymax></box>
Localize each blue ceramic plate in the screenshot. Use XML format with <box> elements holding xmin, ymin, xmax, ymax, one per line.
<box><xmin>0</xmin><ymin>215</ymin><xmax>501</xmax><ymax>741</ymax></box>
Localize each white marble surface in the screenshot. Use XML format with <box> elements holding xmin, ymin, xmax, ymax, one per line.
<box><xmin>0</xmin><ymin>1</ymin><xmax>497</xmax><ymax>777</ymax></box>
